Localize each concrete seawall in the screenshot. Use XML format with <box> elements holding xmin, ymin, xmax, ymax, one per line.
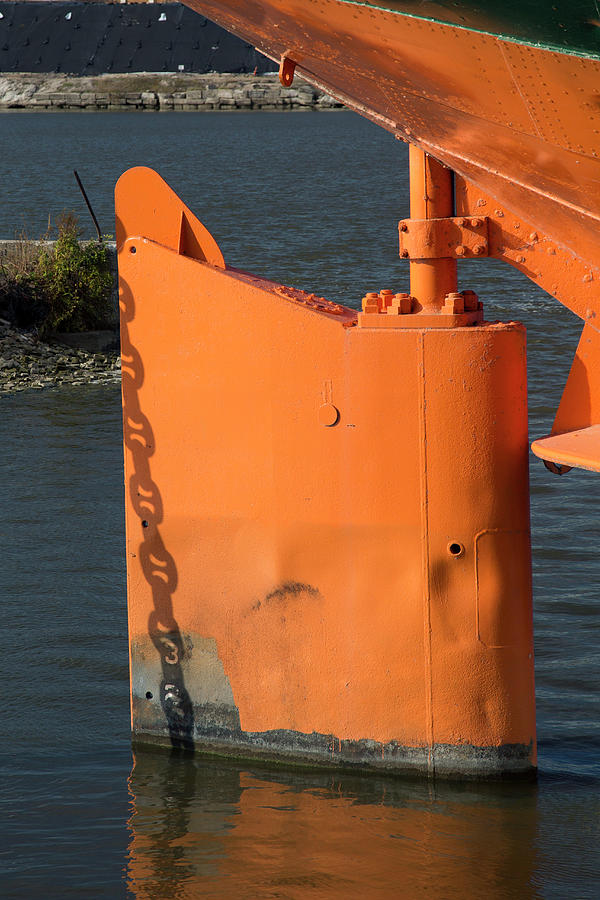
<box><xmin>0</xmin><ymin>72</ymin><xmax>344</xmax><ymax>112</ymax></box>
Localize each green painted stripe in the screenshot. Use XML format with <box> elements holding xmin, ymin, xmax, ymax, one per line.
<box><xmin>338</xmin><ymin>0</ymin><xmax>600</xmax><ymax>59</ymax></box>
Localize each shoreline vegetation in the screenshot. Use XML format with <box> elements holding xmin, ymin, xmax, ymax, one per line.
<box><xmin>0</xmin><ymin>72</ymin><xmax>344</xmax><ymax>112</ymax></box>
<box><xmin>0</xmin><ymin>222</ymin><xmax>119</xmax><ymax>395</ymax></box>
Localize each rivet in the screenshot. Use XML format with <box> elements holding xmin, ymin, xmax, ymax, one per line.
<box><xmin>456</xmin><ymin>245</ymin><xmax>466</xmax><ymax>256</ymax></box>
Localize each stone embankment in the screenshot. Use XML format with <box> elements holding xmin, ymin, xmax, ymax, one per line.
<box><xmin>0</xmin><ymin>319</ymin><xmax>120</xmax><ymax>395</ymax></box>
<box><xmin>0</xmin><ymin>72</ymin><xmax>343</xmax><ymax>111</ymax></box>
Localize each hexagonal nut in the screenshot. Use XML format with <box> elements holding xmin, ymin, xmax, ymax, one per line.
<box><xmin>443</xmin><ymin>292</ymin><xmax>465</xmax><ymax>314</ymax></box>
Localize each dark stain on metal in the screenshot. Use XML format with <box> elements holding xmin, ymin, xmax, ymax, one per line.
<box><xmin>264</xmin><ymin>581</ymin><xmax>320</xmax><ymax>604</ymax></box>
<box><xmin>132</xmin><ymin>705</ymin><xmax>535</xmax><ymax>781</ymax></box>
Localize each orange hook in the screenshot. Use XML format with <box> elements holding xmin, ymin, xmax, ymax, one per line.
<box><xmin>279</xmin><ymin>55</ymin><xmax>296</xmax><ymax>87</ymax></box>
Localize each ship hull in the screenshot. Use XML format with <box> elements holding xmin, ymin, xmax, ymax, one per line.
<box><xmin>184</xmin><ymin>0</ymin><xmax>600</xmax><ymax>271</ymax></box>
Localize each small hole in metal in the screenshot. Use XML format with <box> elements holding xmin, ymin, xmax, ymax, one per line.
<box><xmin>130</xmin><ymin>246</ymin><xmax>136</xmax><ymax>254</ymax></box>
<box><xmin>145</xmin><ymin>691</ymin><xmax>153</xmax><ymax>700</ymax></box>
<box><xmin>448</xmin><ymin>541</ymin><xmax>464</xmax><ymax>558</ymax></box>
<box><xmin>142</xmin><ymin>519</ymin><xmax>149</xmax><ymax>528</ymax></box>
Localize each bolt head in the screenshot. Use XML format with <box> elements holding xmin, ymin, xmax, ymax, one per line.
<box><xmin>443</xmin><ymin>293</ymin><xmax>465</xmax><ymax>314</ymax></box>
<box><xmin>462</xmin><ymin>290</ymin><xmax>479</xmax><ymax>311</ymax></box>
<box><xmin>456</xmin><ymin>245</ymin><xmax>466</xmax><ymax>257</ymax></box>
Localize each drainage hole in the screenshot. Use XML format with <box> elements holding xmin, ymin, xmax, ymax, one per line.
<box><xmin>448</xmin><ymin>541</ymin><xmax>465</xmax><ymax>558</ymax></box>
<box><xmin>146</xmin><ymin>691</ymin><xmax>153</xmax><ymax>700</ymax></box>
<box><xmin>130</xmin><ymin>246</ymin><xmax>137</xmax><ymax>254</ymax></box>
<box><xmin>141</xmin><ymin>520</ymin><xmax>149</xmax><ymax>528</ymax></box>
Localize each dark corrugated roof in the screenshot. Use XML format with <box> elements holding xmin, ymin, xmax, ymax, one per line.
<box><xmin>0</xmin><ymin>2</ymin><xmax>277</xmax><ymax>74</ymax></box>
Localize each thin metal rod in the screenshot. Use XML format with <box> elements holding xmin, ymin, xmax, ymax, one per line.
<box><xmin>73</xmin><ymin>169</ymin><xmax>102</xmax><ymax>242</ymax></box>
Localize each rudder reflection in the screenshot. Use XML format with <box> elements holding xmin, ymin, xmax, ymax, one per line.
<box><xmin>127</xmin><ymin>751</ymin><xmax>540</xmax><ymax>899</ymax></box>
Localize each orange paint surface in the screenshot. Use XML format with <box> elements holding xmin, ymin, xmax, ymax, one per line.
<box><xmin>117</xmin><ymin>168</ymin><xmax>535</xmax><ymax>775</ymax></box>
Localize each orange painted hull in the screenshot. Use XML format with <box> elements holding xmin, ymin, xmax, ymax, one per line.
<box><xmin>117</xmin><ymin>168</ymin><xmax>536</xmax><ymax>777</ymax></box>
<box><xmin>184</xmin><ymin>0</ymin><xmax>600</xmax><ymax>276</ymax></box>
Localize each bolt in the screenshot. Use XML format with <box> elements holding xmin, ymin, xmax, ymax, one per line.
<box><xmin>401</xmin><ymin>249</ymin><xmax>409</xmax><ymax>258</ymax></box>
<box><xmin>443</xmin><ymin>292</ymin><xmax>464</xmax><ymax>314</ymax></box>
<box><xmin>456</xmin><ymin>245</ymin><xmax>466</xmax><ymax>257</ymax></box>
<box><xmin>474</xmin><ymin>244</ymin><xmax>485</xmax><ymax>255</ymax></box>
<box><xmin>455</xmin><ymin>217</ymin><xmax>465</xmax><ymax>227</ymax></box>
<box><xmin>362</xmin><ymin>292</ymin><xmax>381</xmax><ymax>314</ymax></box>
<box><xmin>495</xmin><ymin>209</ymin><xmax>504</xmax><ymax>217</ymax></box>
<box><xmin>379</xmin><ymin>289</ymin><xmax>394</xmax><ymax>308</ymax></box>
<box><xmin>390</xmin><ymin>292</ymin><xmax>412</xmax><ymax>314</ymax></box>
<box><xmin>516</xmin><ymin>255</ymin><xmax>526</xmax><ymax>263</ymax></box>
<box><xmin>470</xmin><ymin>218</ymin><xmax>481</xmax><ymax>228</ymax></box>
<box><xmin>529</xmin><ymin>232</ymin><xmax>538</xmax><ymax>242</ymax></box>
<box><xmin>583</xmin><ymin>273</ymin><xmax>593</xmax><ymax>283</ymax></box>
<box><xmin>399</xmin><ymin>222</ymin><xmax>408</xmax><ymax>232</ymax></box>
<box><xmin>462</xmin><ymin>290</ymin><xmax>479</xmax><ymax>311</ymax></box>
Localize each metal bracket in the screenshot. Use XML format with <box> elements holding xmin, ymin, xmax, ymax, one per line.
<box><xmin>398</xmin><ymin>216</ymin><xmax>489</xmax><ymax>260</ymax></box>
<box><xmin>454</xmin><ymin>175</ymin><xmax>600</xmax><ymax>327</ymax></box>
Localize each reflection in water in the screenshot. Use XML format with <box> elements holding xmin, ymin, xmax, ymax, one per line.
<box><xmin>127</xmin><ymin>751</ymin><xmax>539</xmax><ymax>899</ymax></box>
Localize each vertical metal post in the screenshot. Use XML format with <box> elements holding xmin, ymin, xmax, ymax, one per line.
<box><xmin>408</xmin><ymin>145</ymin><xmax>457</xmax><ymax>312</ymax></box>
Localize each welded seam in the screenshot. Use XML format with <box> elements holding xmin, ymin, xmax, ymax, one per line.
<box><xmin>418</xmin><ymin>332</ymin><xmax>435</xmax><ymax>777</ymax></box>
<box><xmin>497</xmin><ymin>40</ymin><xmax>543</xmax><ymax>140</ymax></box>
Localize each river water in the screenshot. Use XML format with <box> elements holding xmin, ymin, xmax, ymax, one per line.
<box><xmin>1</xmin><ymin>112</ymin><xmax>599</xmax><ymax>898</ymax></box>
